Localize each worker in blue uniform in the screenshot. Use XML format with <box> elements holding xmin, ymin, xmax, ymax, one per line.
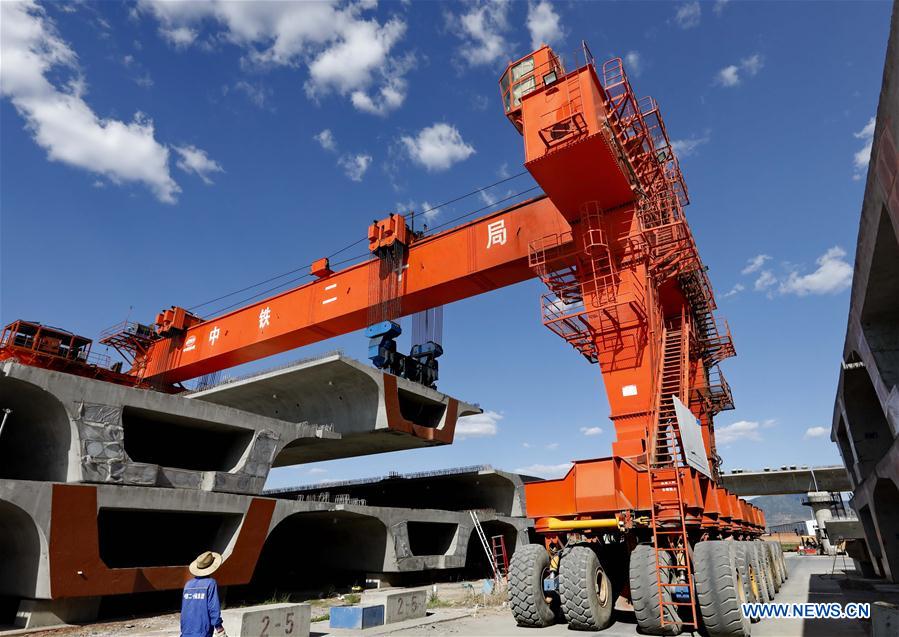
<box><xmin>181</xmin><ymin>551</ymin><xmax>227</xmax><ymax>637</ymax></box>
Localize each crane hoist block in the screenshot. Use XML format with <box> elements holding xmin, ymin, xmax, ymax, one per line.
<box><xmin>367</xmin><ymin>213</ymin><xmax>409</xmax><ymax>255</ymax></box>
<box><xmin>154</xmin><ymin>306</ymin><xmax>202</xmax><ymax>337</ymax></box>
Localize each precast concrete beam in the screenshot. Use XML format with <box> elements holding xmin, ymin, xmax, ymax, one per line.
<box><xmin>0</xmin><ymin>362</ymin><xmax>338</xmax><ymax>495</ymax></box>
<box><xmin>0</xmin><ymin>478</ymin><xmax>530</xmax><ymax>603</ymax></box>
<box><xmin>190</xmin><ymin>354</ymin><xmax>480</xmax><ymax>464</ymax></box>
<box><xmin>719</xmin><ymin>465</ymin><xmax>852</xmax><ymax>496</ymax></box>
<box><xmin>266</xmin><ymin>465</ymin><xmax>529</xmax><ymax>517</ymax></box>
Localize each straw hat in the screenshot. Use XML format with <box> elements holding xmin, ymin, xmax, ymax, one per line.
<box><xmin>189</xmin><ymin>551</ymin><xmax>223</xmax><ymax>577</ymax></box>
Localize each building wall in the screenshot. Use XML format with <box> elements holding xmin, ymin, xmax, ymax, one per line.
<box><xmin>832</xmin><ymin>1</ymin><xmax>899</xmax><ymax>582</ymax></box>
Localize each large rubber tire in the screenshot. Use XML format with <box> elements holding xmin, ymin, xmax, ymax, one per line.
<box><xmin>509</xmin><ymin>544</ymin><xmax>556</xmax><ymax>627</ymax></box>
<box><xmin>629</xmin><ymin>544</ymin><xmax>682</xmax><ymax>636</ymax></box>
<box><xmin>693</xmin><ymin>541</ymin><xmax>751</xmax><ymax>637</ymax></box>
<box><xmin>736</xmin><ymin>542</ymin><xmax>766</xmax><ymax>610</ymax></box>
<box><xmin>746</xmin><ymin>540</ymin><xmax>777</xmax><ymax>602</ymax></box>
<box><xmin>767</xmin><ymin>541</ymin><xmax>787</xmax><ymax>581</ymax></box>
<box><xmin>753</xmin><ymin>540</ymin><xmax>781</xmax><ymax>602</ymax></box>
<box><xmin>559</xmin><ymin>545</ymin><xmax>614</xmax><ymax>631</ymax></box>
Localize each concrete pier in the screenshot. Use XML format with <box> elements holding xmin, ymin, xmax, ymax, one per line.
<box><xmin>803</xmin><ymin>491</ymin><xmax>837</xmax><ymax>554</ymax></box>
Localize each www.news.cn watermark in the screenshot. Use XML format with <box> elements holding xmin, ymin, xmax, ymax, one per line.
<box><xmin>741</xmin><ymin>602</ymin><xmax>871</xmax><ymax>620</ymax></box>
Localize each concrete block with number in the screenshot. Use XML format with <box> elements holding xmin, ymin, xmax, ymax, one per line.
<box><xmin>363</xmin><ymin>588</ymin><xmax>427</xmax><ymax>624</ymax></box>
<box><xmin>221</xmin><ymin>602</ymin><xmax>310</xmax><ymax>637</ymax></box>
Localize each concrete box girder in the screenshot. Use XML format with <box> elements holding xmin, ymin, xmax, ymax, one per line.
<box><xmin>0</xmin><ymin>478</ymin><xmax>529</xmax><ymax>601</ymax></box>
<box><xmin>719</xmin><ymin>465</ymin><xmax>852</xmax><ymax>496</ymax></box>
<box><xmin>0</xmin><ymin>361</ymin><xmax>338</xmax><ymax>495</ymax></box>
<box><xmin>190</xmin><ymin>354</ymin><xmax>480</xmax><ymax>464</ymax></box>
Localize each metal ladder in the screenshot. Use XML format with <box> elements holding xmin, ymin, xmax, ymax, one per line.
<box><xmin>491</xmin><ymin>535</ymin><xmax>510</xmax><ymax>578</ymax></box>
<box><xmin>647</xmin><ymin>319</ymin><xmax>698</xmax><ymax>630</ymax></box>
<box><xmin>469</xmin><ymin>511</ymin><xmax>502</xmax><ymax>582</ymax></box>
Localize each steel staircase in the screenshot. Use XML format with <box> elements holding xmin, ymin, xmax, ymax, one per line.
<box><xmin>647</xmin><ymin>318</ymin><xmax>698</xmax><ymax>630</ymax></box>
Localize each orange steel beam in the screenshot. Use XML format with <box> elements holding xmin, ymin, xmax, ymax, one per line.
<box><xmin>136</xmin><ymin>196</ymin><xmax>572</xmax><ymax>385</ymax></box>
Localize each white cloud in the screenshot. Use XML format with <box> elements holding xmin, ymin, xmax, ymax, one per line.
<box><xmin>716</xmin><ymin>420</ymin><xmax>764</xmax><ymax>445</ymax></box>
<box><xmin>479</xmin><ymin>189</ymin><xmax>497</xmax><ymax>206</ymax></box>
<box><xmin>741</xmin><ymin>54</ymin><xmax>764</xmax><ymax>76</ymax></box>
<box><xmin>741</xmin><ymin>254</ymin><xmax>771</xmax><ymax>275</ymax></box>
<box><xmin>713</xmin><ymin>0</ymin><xmax>731</xmax><ymax>15</ymax></box>
<box><xmin>778</xmin><ymin>246</ymin><xmax>852</xmax><ymax>296</ymax></box>
<box><xmin>852</xmin><ymin>116</ymin><xmax>875</xmax><ymax>178</ymax></box>
<box><xmin>545</xmin><ymin>442</ymin><xmax>559</xmax><ymax>450</ymax></box>
<box><xmin>307</xmin><ymin>467</ymin><xmax>327</xmax><ymax>475</ymax></box>
<box><xmin>174</xmin><ymin>145</ymin><xmax>224</xmax><ymax>185</ymax></box>
<box><xmin>715</xmin><ymin>54</ymin><xmax>764</xmax><ymax>87</ymax></box>
<box><xmin>580</xmin><ymin>426</ymin><xmax>603</xmax><ymax>436</ymax></box>
<box><xmin>854</xmin><ymin>116</ymin><xmax>876</xmax><ymax>140</ymax></box>
<box><xmin>854</xmin><ymin>140</ymin><xmax>873</xmax><ymax>174</ymax></box>
<box><xmin>232</xmin><ymin>80</ymin><xmax>271</xmax><ymax>109</ymax></box>
<box><xmin>314</xmin><ymin>128</ymin><xmax>337</xmax><ymax>152</ymax></box>
<box><xmin>515</xmin><ymin>462</ymin><xmax>573</xmax><ymax>478</ymax></box>
<box><xmin>338</xmin><ymin>153</ymin><xmax>372</xmax><ymax>182</ymax></box>
<box><xmin>350</xmin><ymin>55</ymin><xmax>416</xmax><ymax>115</ymax></box>
<box><xmin>135</xmin><ymin>73</ymin><xmax>154</xmax><ymax>88</ymax></box>
<box><xmin>671</xmin><ymin>134</ymin><xmax>709</xmax><ymax>158</ymax></box>
<box><xmin>457</xmin><ymin>410</ymin><xmax>502</xmax><ymax>438</ymax></box>
<box><xmin>314</xmin><ymin>129</ymin><xmax>370</xmax><ymax>181</ymax></box>
<box><xmin>420</xmin><ymin>200</ymin><xmax>438</xmax><ymax>223</ymax></box>
<box><xmin>159</xmin><ymin>25</ymin><xmax>196</xmax><ymax>48</ymax></box>
<box><xmin>674</xmin><ymin>2</ymin><xmax>701</xmax><ymax>29</ymax></box>
<box><xmin>804</xmin><ymin>426</ymin><xmax>829</xmax><ymax>439</ymax></box>
<box><xmin>447</xmin><ymin>1</ymin><xmax>510</xmax><ymax>66</ymax></box>
<box><xmin>624</xmin><ymin>51</ymin><xmax>641</xmax><ymax>77</ymax></box>
<box><xmin>1</xmin><ymin>0</ymin><xmax>181</xmax><ymax>202</ymax></box>
<box><xmin>401</xmin><ymin>123</ymin><xmax>475</xmax><ymax>172</ymax></box>
<box><xmin>716</xmin><ymin>65</ymin><xmax>740</xmax><ymax>87</ymax></box>
<box><xmin>753</xmin><ymin>270</ymin><xmax>777</xmax><ymax>292</ymax></box>
<box><xmin>139</xmin><ymin>1</ymin><xmax>412</xmax><ymax>115</ymax></box>
<box><xmin>721</xmin><ymin>283</ymin><xmax>744</xmax><ymax>298</ymax></box>
<box><xmin>396</xmin><ymin>200</ymin><xmax>440</xmax><ymax>224</ymax></box>
<box><xmin>527</xmin><ymin>1</ymin><xmax>563</xmax><ymax>50</ymax></box>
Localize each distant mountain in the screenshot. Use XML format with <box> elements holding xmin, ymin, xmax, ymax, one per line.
<box><xmin>751</xmin><ymin>494</ymin><xmax>810</xmax><ymax>526</ymax></box>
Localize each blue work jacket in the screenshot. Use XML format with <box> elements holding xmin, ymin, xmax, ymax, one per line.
<box><xmin>180</xmin><ymin>577</ymin><xmax>223</xmax><ymax>637</ymax></box>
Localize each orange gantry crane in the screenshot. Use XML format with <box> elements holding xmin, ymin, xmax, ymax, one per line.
<box><xmin>0</xmin><ymin>42</ymin><xmax>784</xmax><ymax>636</ymax></box>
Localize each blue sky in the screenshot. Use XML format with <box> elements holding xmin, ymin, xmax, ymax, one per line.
<box><xmin>0</xmin><ymin>0</ymin><xmax>890</xmax><ymax>489</ymax></box>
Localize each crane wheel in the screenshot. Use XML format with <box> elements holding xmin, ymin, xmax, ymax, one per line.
<box><xmin>748</xmin><ymin>541</ymin><xmax>772</xmax><ymax>603</ymax></box>
<box><xmin>628</xmin><ymin>544</ymin><xmax>682</xmax><ymax>636</ymax></box>
<box><xmin>778</xmin><ymin>542</ymin><xmax>788</xmax><ymax>580</ymax></box>
<box><xmin>509</xmin><ymin>544</ymin><xmax>557</xmax><ymax>627</ymax></box>
<box><xmin>755</xmin><ymin>541</ymin><xmax>779</xmax><ymax>595</ymax></box>
<box><xmin>736</xmin><ymin>542</ymin><xmax>765</xmax><ymax>623</ymax></box>
<box><xmin>693</xmin><ymin>541</ymin><xmax>752</xmax><ymax>637</ymax></box>
<box><xmin>766</xmin><ymin>541</ymin><xmax>787</xmax><ymax>583</ymax></box>
<box><xmin>769</xmin><ymin>542</ymin><xmax>784</xmax><ymax>589</ymax></box>
<box><xmin>559</xmin><ymin>545</ymin><xmax>614</xmax><ymax>631</ymax></box>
